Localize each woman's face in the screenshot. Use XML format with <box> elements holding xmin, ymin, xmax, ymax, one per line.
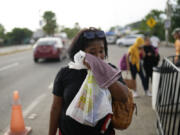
<box><xmin>84</xmin><ymin>40</ymin><xmax>105</xmax><ymax>60</ymax></box>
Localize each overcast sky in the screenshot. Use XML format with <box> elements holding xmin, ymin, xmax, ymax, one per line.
<box><xmin>0</xmin><ymin>0</ymin><xmax>167</xmax><ymax>32</ymax></box>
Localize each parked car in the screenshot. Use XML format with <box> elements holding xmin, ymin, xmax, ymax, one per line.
<box><xmin>106</xmin><ymin>31</ymin><xmax>117</xmax><ymax>44</ymax></box>
<box><xmin>33</xmin><ymin>37</ymin><xmax>67</xmax><ymax>62</ymax></box>
<box><xmin>106</xmin><ymin>35</ymin><xmax>117</xmax><ymax>44</ymax></box>
<box><xmin>116</xmin><ymin>34</ymin><xmax>144</xmax><ymax>47</ymax></box>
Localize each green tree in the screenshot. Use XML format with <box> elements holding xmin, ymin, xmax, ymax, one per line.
<box><xmin>0</xmin><ymin>24</ymin><xmax>5</xmax><ymax>45</ymax></box>
<box><xmin>4</xmin><ymin>28</ymin><xmax>32</xmax><ymax>45</ymax></box>
<box><xmin>42</xmin><ymin>11</ymin><xmax>57</xmax><ymax>36</ymax></box>
<box><xmin>109</xmin><ymin>26</ymin><xmax>116</xmax><ymax>32</ymax></box>
<box><xmin>138</xmin><ymin>10</ymin><xmax>165</xmax><ymax>40</ymax></box>
<box><xmin>171</xmin><ymin>0</ymin><xmax>180</xmax><ymax>33</ymax></box>
<box><xmin>61</xmin><ymin>23</ymin><xmax>81</xmax><ymax>39</ymax></box>
<box><xmin>0</xmin><ymin>24</ymin><xmax>5</xmax><ymax>38</ymax></box>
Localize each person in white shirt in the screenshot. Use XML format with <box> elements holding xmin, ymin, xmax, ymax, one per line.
<box><xmin>150</xmin><ymin>36</ymin><xmax>160</xmax><ymax>49</ymax></box>
<box><xmin>150</xmin><ymin>36</ymin><xmax>160</xmax><ymax>66</ymax></box>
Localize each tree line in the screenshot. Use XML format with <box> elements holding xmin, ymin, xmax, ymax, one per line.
<box><xmin>0</xmin><ymin>0</ymin><xmax>180</xmax><ymax>46</ymax></box>
<box><xmin>126</xmin><ymin>0</ymin><xmax>180</xmax><ymax>41</ymax></box>
<box><xmin>0</xmin><ymin>11</ymin><xmax>81</xmax><ymax>46</ymax></box>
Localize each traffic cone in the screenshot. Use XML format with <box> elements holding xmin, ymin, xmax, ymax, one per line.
<box><xmin>4</xmin><ymin>91</ymin><xmax>32</xmax><ymax>135</ymax></box>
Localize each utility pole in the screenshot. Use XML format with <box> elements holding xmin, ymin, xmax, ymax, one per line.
<box><xmin>165</xmin><ymin>0</ymin><xmax>172</xmax><ymax>46</ymax></box>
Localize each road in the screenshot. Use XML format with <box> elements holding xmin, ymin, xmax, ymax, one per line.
<box><xmin>0</xmin><ymin>45</ymin><xmax>175</xmax><ymax>135</ymax></box>
<box><xmin>0</xmin><ymin>50</ymin><xmax>70</xmax><ymax>134</ymax></box>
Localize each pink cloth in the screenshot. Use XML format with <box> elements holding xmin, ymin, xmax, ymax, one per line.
<box><xmin>85</xmin><ymin>53</ymin><xmax>121</xmax><ymax>89</ymax></box>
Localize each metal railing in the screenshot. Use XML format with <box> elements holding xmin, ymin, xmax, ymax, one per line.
<box><xmin>156</xmin><ymin>56</ymin><xmax>180</xmax><ymax>135</ymax></box>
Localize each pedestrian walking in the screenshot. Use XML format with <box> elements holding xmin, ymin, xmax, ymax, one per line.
<box><xmin>172</xmin><ymin>28</ymin><xmax>180</xmax><ymax>66</ymax></box>
<box><xmin>142</xmin><ymin>37</ymin><xmax>158</xmax><ymax>96</ymax></box>
<box><xmin>126</xmin><ymin>37</ymin><xmax>148</xmax><ymax>97</ymax></box>
<box><xmin>150</xmin><ymin>35</ymin><xmax>160</xmax><ymax>55</ymax></box>
<box><xmin>48</xmin><ymin>27</ymin><xmax>128</xmax><ymax>135</ymax></box>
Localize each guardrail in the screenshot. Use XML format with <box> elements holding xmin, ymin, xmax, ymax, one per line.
<box><xmin>155</xmin><ymin>56</ymin><xmax>180</xmax><ymax>135</ymax></box>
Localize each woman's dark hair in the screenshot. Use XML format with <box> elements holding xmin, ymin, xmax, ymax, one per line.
<box><xmin>68</xmin><ymin>27</ymin><xmax>108</xmax><ymax>61</ymax></box>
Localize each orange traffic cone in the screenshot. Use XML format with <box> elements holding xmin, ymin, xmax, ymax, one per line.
<box><xmin>4</xmin><ymin>91</ymin><xmax>32</xmax><ymax>135</ymax></box>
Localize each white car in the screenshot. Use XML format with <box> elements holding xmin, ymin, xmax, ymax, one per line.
<box><xmin>116</xmin><ymin>34</ymin><xmax>144</xmax><ymax>47</ymax></box>
<box><xmin>106</xmin><ymin>35</ymin><xmax>116</xmax><ymax>44</ymax></box>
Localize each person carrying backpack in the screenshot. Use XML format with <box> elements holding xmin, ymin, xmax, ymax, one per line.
<box><xmin>126</xmin><ymin>37</ymin><xmax>149</xmax><ymax>97</ymax></box>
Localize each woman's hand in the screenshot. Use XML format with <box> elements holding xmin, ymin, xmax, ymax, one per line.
<box><xmin>127</xmin><ymin>64</ymin><xmax>130</xmax><ymax>71</ymax></box>
<box><xmin>108</xmin><ymin>81</ymin><xmax>128</xmax><ymax>103</ymax></box>
<box><xmin>83</xmin><ymin>59</ymin><xmax>91</xmax><ymax>69</ymax></box>
<box><xmin>126</xmin><ymin>53</ymin><xmax>130</xmax><ymax>71</ymax></box>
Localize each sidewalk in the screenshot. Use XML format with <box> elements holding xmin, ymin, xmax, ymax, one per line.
<box><xmin>108</xmin><ymin>46</ymin><xmax>157</xmax><ymax>135</ymax></box>
<box><xmin>116</xmin><ymin>78</ymin><xmax>157</xmax><ymax>135</ymax></box>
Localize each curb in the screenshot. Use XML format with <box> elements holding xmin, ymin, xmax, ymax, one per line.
<box><xmin>0</xmin><ymin>46</ymin><xmax>33</xmax><ymax>56</ymax></box>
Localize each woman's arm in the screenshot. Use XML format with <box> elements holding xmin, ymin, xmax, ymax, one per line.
<box><xmin>140</xmin><ymin>48</ymin><xmax>146</xmax><ymax>58</ymax></box>
<box><xmin>49</xmin><ymin>95</ymin><xmax>62</xmax><ymax>135</ymax></box>
<box><xmin>126</xmin><ymin>53</ymin><xmax>130</xmax><ymax>71</ymax></box>
<box><xmin>108</xmin><ymin>81</ymin><xmax>128</xmax><ymax>103</ymax></box>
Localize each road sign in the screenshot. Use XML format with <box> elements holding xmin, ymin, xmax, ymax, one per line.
<box><xmin>146</xmin><ymin>17</ymin><xmax>156</xmax><ymax>28</ymax></box>
<box><xmin>164</xmin><ymin>19</ymin><xmax>171</xmax><ymax>29</ymax></box>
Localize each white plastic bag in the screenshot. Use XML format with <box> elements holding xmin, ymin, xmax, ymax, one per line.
<box><xmin>68</xmin><ymin>50</ymin><xmax>87</xmax><ymax>69</ymax></box>
<box><xmin>66</xmin><ymin>70</ymin><xmax>112</xmax><ymax>127</ymax></box>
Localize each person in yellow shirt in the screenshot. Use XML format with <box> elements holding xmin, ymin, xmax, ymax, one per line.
<box><xmin>172</xmin><ymin>28</ymin><xmax>180</xmax><ymax>66</ymax></box>
<box><xmin>126</xmin><ymin>37</ymin><xmax>149</xmax><ymax>97</ymax></box>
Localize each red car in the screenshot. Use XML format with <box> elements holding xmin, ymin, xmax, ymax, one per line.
<box><xmin>33</xmin><ymin>37</ymin><xmax>67</xmax><ymax>62</ymax></box>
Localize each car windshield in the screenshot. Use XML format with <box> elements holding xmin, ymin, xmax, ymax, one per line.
<box><xmin>37</xmin><ymin>40</ymin><xmax>57</xmax><ymax>46</ymax></box>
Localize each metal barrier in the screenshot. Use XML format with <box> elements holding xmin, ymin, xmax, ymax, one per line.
<box><xmin>155</xmin><ymin>56</ymin><xmax>180</xmax><ymax>135</ymax></box>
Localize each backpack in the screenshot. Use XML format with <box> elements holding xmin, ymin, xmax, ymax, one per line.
<box><xmin>112</xmin><ymin>89</ymin><xmax>137</xmax><ymax>130</ymax></box>
<box><xmin>119</xmin><ymin>54</ymin><xmax>127</xmax><ymax>70</ymax></box>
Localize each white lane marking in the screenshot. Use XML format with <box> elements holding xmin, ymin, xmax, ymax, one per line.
<box><xmin>23</xmin><ymin>93</ymin><xmax>47</xmax><ymax>117</ymax></box>
<box><xmin>48</xmin><ymin>82</ymin><xmax>53</xmax><ymax>90</ymax></box>
<box><xmin>0</xmin><ymin>63</ymin><xmax>19</xmax><ymax>72</ymax></box>
<box><xmin>28</xmin><ymin>113</ymin><xmax>37</xmax><ymax>120</ymax></box>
